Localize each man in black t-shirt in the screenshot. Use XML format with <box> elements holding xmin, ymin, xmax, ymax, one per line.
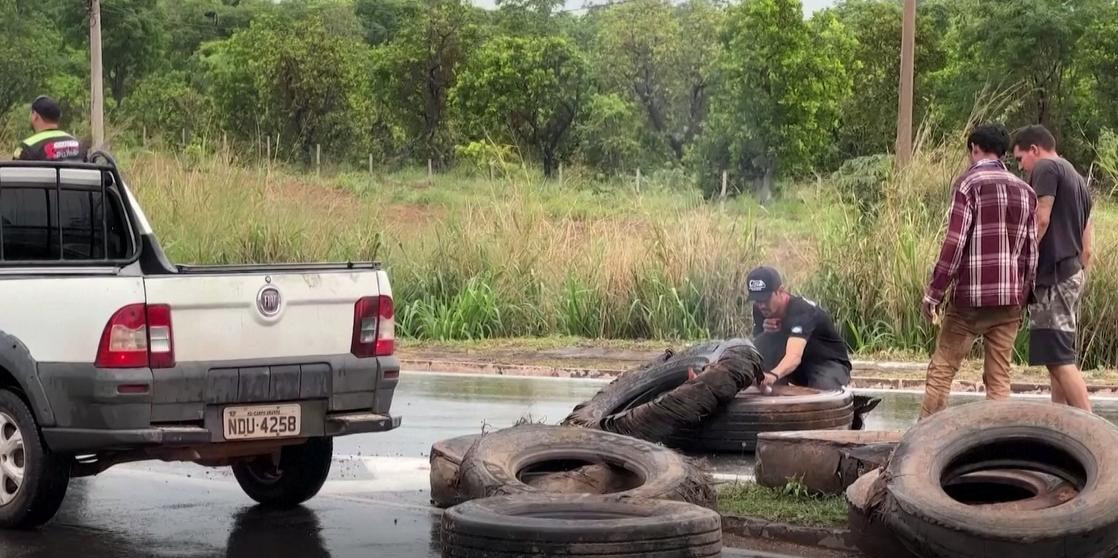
<box><xmin>1012</xmin><ymin>125</ymin><xmax>1095</xmax><ymax>412</ymax></box>
<box><xmin>746</xmin><ymin>266</ymin><xmax>851</xmax><ymax>391</ymax></box>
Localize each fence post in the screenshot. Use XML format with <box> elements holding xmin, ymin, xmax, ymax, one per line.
<box><xmin>558</xmin><ymin>163</ymin><xmax>563</xmax><ymax>185</ymax></box>
<box><xmin>266</xmin><ymin>136</ymin><xmax>271</xmax><ymax>176</ymax></box>
<box><xmin>181</xmin><ymin>128</ymin><xmax>186</xmax><ymax>147</ymax></box>
<box><xmin>142</xmin><ymin>126</ymin><xmax>147</xmax><ymax>147</ymax></box>
<box><xmin>316</xmin><ymin>144</ymin><xmax>321</xmax><ymax>178</ymax></box>
<box><xmin>636</xmin><ymin>167</ymin><xmax>642</xmax><ymax>194</ymax></box>
<box><xmin>720</xmin><ymin>170</ymin><xmax>728</xmax><ymax>200</ymax></box>
<box><xmin>369</xmin><ymin>154</ymin><xmax>374</xmax><ymax>175</ymax></box>
<box><xmin>428</xmin><ymin>159</ymin><xmax>434</xmax><ymax>184</ymax></box>
<box><xmin>489</xmin><ymin>161</ymin><xmax>495</xmax><ymax>181</ymax></box>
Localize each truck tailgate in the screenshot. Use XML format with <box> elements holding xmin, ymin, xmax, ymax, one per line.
<box><xmin>144</xmin><ymin>269</ymin><xmax>385</xmax><ymax>362</ymax></box>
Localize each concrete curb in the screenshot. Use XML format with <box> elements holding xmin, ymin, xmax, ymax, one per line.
<box><xmin>400</xmin><ymin>358</ymin><xmax>1118</xmax><ymax>395</ymax></box>
<box><xmin>720</xmin><ymin>514</ymin><xmax>858</xmax><ymax>553</ymax></box>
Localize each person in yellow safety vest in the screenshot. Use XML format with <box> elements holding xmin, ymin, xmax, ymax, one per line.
<box><xmin>14</xmin><ymin>96</ymin><xmax>85</xmax><ymax>162</ymax></box>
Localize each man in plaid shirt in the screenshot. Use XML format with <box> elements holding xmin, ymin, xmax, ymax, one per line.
<box><xmin>919</xmin><ymin>124</ymin><xmax>1038</xmax><ymax>418</ymax></box>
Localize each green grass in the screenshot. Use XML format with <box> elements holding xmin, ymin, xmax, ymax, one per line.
<box><xmin>118</xmin><ymin>141</ymin><xmax>1118</xmax><ymax>368</ymax></box>
<box><xmin>718</xmin><ymin>482</ymin><xmax>848</xmax><ymax>528</ymax></box>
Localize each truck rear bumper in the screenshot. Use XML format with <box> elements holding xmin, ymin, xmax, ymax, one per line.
<box><xmin>42</xmin><ymin>411</ymin><xmax>402</xmax><ymax>453</ymax></box>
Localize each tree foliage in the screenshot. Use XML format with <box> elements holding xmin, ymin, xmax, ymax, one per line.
<box><xmin>707</xmin><ymin>0</ymin><xmax>853</xmax><ymax>199</ymax></box>
<box><xmin>203</xmin><ymin>16</ymin><xmax>370</xmax><ymax>161</ymax></box>
<box><xmin>6</xmin><ymin>0</ymin><xmax>1118</xmax><ymax>195</ymax></box>
<box><xmin>453</xmin><ymin>35</ymin><xmax>589</xmax><ymax>176</ymax></box>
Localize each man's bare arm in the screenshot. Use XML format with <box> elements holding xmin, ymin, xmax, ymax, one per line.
<box><xmin>1036</xmin><ymin>196</ymin><xmax>1054</xmax><ymax>241</ymax></box>
<box><xmin>770</xmin><ymin>337</ymin><xmax>808</xmax><ymax>379</ymax></box>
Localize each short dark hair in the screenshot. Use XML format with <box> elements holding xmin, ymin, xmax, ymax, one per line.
<box><xmin>31</xmin><ymin>96</ymin><xmax>62</xmax><ymax>123</ymax></box>
<box><xmin>967</xmin><ymin>124</ymin><xmax>1010</xmax><ymax>157</ymax></box>
<box><xmin>1012</xmin><ymin>125</ymin><xmax>1057</xmax><ymax>152</ymax></box>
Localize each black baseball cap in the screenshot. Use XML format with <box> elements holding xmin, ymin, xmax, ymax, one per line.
<box><xmin>31</xmin><ymin>96</ymin><xmax>62</xmax><ymax>122</ymax></box>
<box><xmin>746</xmin><ymin>266</ymin><xmax>782</xmax><ymax>302</ymax></box>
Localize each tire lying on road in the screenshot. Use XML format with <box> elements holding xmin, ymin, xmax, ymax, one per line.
<box><xmin>755</xmin><ymin>430</ymin><xmax>903</xmax><ymax>495</ymax></box>
<box><xmin>666</xmin><ymin>386</ymin><xmax>855</xmax><ymax>453</ymax></box>
<box><xmin>880</xmin><ymin>400</ymin><xmax>1118</xmax><ymax>558</ymax></box>
<box><xmin>562</xmin><ymin>339</ymin><xmax>757</xmax><ymax>430</ymax></box>
<box><xmin>456</xmin><ymin>424</ymin><xmax>715</xmax><ymax>508</ymax></box>
<box><xmin>430</xmin><ymin>434</ymin><xmax>482</xmax><ymax>509</ymax></box>
<box><xmin>441</xmin><ymin>494</ymin><xmax>722</xmax><ymax>558</ymax></box>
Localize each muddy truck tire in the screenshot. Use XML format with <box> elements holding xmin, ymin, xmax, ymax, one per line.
<box><xmin>666</xmin><ymin>387</ymin><xmax>854</xmax><ymax>453</ymax></box>
<box><xmin>562</xmin><ymin>339</ymin><xmax>759</xmax><ymax>430</ymax></box>
<box><xmin>430</xmin><ymin>435</ymin><xmax>483</xmax><ymax>508</ymax></box>
<box><xmin>879</xmin><ymin>400</ymin><xmax>1118</xmax><ymax>558</ymax></box>
<box><xmin>0</xmin><ymin>389</ymin><xmax>71</xmax><ymax>529</ymax></box>
<box><xmin>755</xmin><ymin>430</ymin><xmax>903</xmax><ymax>495</ymax></box>
<box><xmin>441</xmin><ymin>494</ymin><xmax>722</xmax><ymax>558</ymax></box>
<box><xmin>846</xmin><ymin>468</ymin><xmax>917</xmax><ymax>558</ymax></box>
<box><xmin>455</xmin><ymin>424</ymin><xmax>716</xmax><ymax>508</ymax></box>
<box><xmin>232</xmin><ymin>437</ymin><xmax>332</xmax><ymax>508</ymax></box>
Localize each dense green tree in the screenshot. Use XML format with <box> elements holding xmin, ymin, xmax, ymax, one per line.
<box><xmin>453</xmin><ymin>35</ymin><xmax>589</xmax><ymax>177</ymax></box>
<box><xmin>202</xmin><ymin>16</ymin><xmax>370</xmax><ymax>161</ymax></box>
<box><xmin>827</xmin><ymin>0</ymin><xmax>950</xmax><ymax>160</ymax></box>
<box><xmin>55</xmin><ymin>0</ymin><xmax>166</xmax><ymax>104</ymax></box>
<box><xmin>355</xmin><ymin>0</ymin><xmax>420</xmax><ymax>45</ymax></box>
<box><xmin>593</xmin><ymin>0</ymin><xmax>721</xmax><ymax>163</ymax></box>
<box><xmin>0</xmin><ymin>1</ymin><xmax>64</xmax><ymax>114</ymax></box>
<box><xmin>576</xmin><ymin>93</ymin><xmax>645</xmax><ymax>173</ymax></box>
<box><xmin>372</xmin><ymin>0</ymin><xmax>483</xmax><ymax>166</ymax></box>
<box><xmin>706</xmin><ymin>0</ymin><xmax>854</xmax><ymax>200</ymax></box>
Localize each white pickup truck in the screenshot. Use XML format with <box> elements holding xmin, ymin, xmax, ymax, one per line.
<box><xmin>0</xmin><ymin>154</ymin><xmax>400</xmax><ymax>528</ymax></box>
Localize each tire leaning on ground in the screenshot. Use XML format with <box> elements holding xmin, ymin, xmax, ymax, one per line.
<box><xmin>0</xmin><ymin>389</ymin><xmax>71</xmax><ymax>529</ymax></box>
<box><xmin>430</xmin><ymin>434</ymin><xmax>482</xmax><ymax>508</ymax></box>
<box><xmin>455</xmin><ymin>424</ymin><xmax>715</xmax><ymax>508</ymax></box>
<box><xmin>441</xmin><ymin>494</ymin><xmax>722</xmax><ymax>558</ymax></box>
<box><xmin>562</xmin><ymin>339</ymin><xmax>753</xmax><ymax>429</ymax></box>
<box><xmin>232</xmin><ymin>437</ymin><xmax>333</xmax><ymax>508</ymax></box>
<box><xmin>755</xmin><ymin>430</ymin><xmax>903</xmax><ymax>495</ymax></box>
<box><xmin>666</xmin><ymin>387</ymin><xmax>855</xmax><ymax>453</ymax></box>
<box><xmin>881</xmin><ymin>400</ymin><xmax>1118</xmax><ymax>558</ymax></box>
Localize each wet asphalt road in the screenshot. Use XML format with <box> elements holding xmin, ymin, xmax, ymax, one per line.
<box><xmin>4</xmin><ymin>372</ymin><xmax>1118</xmax><ymax>558</ymax></box>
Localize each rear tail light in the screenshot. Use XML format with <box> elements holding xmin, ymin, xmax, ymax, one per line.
<box><xmin>352</xmin><ymin>295</ymin><xmax>394</xmax><ymax>358</ymax></box>
<box><xmin>146</xmin><ymin>304</ymin><xmax>175</xmax><ymax>368</ymax></box>
<box><xmin>95</xmin><ymin>303</ymin><xmax>175</xmax><ymax>368</ymax></box>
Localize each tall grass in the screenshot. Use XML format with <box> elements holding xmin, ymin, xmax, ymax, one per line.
<box><xmin>124</xmin><ymin>149</ymin><xmax>770</xmax><ymax>342</ymax></box>
<box><xmin>122</xmin><ymin>139</ymin><xmax>1117</xmax><ymax>367</ymax></box>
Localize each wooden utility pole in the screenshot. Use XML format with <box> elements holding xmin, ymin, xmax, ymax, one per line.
<box><xmin>895</xmin><ymin>0</ymin><xmax>917</xmax><ymax>169</ymax></box>
<box><xmin>90</xmin><ymin>0</ymin><xmax>105</xmax><ymax>148</ymax></box>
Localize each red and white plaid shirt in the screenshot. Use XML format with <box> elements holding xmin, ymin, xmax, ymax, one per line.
<box><xmin>924</xmin><ymin>159</ymin><xmax>1038</xmax><ymax>308</ymax></box>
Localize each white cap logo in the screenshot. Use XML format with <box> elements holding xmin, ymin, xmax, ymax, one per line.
<box><xmin>748</xmin><ymin>279</ymin><xmax>767</xmax><ymax>292</ymax></box>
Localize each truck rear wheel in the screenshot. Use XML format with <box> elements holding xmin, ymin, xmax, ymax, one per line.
<box><xmin>232</xmin><ymin>437</ymin><xmax>332</xmax><ymax>508</ymax></box>
<box><xmin>0</xmin><ymin>389</ymin><xmax>70</xmax><ymax>529</ymax></box>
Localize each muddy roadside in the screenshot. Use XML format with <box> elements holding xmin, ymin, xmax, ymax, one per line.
<box><xmin>398</xmin><ymin>339</ymin><xmax>1118</xmax><ymax>396</ymax></box>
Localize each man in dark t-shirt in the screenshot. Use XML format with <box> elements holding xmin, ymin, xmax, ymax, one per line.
<box><xmin>746</xmin><ymin>266</ymin><xmax>851</xmax><ymax>391</ymax></box>
<box><xmin>1013</xmin><ymin>125</ymin><xmax>1095</xmax><ymax>412</ymax></box>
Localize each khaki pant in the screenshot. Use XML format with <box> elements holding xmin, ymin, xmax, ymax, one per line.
<box><xmin>919</xmin><ymin>305</ymin><xmax>1023</xmax><ymax>419</ymax></box>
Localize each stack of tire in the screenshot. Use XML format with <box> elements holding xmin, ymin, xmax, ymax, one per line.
<box><xmin>564</xmin><ymin>338</ymin><xmax>858</xmax><ymax>453</ymax></box>
<box><xmin>846</xmin><ymin>401</ymin><xmax>1118</xmax><ymax>558</ymax></box>
<box><xmin>435</xmin><ymin>425</ymin><xmax>723</xmax><ymax>557</ymax></box>
<box><xmin>436</xmin><ymin>340</ymin><xmax>768</xmax><ymax>557</ymax></box>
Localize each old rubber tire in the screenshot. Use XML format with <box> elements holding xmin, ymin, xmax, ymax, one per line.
<box><xmin>430</xmin><ymin>434</ymin><xmax>483</xmax><ymax>508</ymax></box>
<box><xmin>232</xmin><ymin>437</ymin><xmax>332</xmax><ymax>508</ymax></box>
<box><xmin>562</xmin><ymin>339</ymin><xmax>753</xmax><ymax>429</ymax></box>
<box><xmin>755</xmin><ymin>430</ymin><xmax>903</xmax><ymax>495</ymax></box>
<box><xmin>0</xmin><ymin>390</ymin><xmax>70</xmax><ymax>529</ymax></box>
<box><xmin>456</xmin><ymin>424</ymin><xmax>715</xmax><ymax>508</ymax></box>
<box><xmin>441</xmin><ymin>494</ymin><xmax>721</xmax><ymax>557</ymax></box>
<box><xmin>666</xmin><ymin>387</ymin><xmax>854</xmax><ymax>453</ymax></box>
<box><xmin>882</xmin><ymin>400</ymin><xmax>1118</xmax><ymax>558</ymax></box>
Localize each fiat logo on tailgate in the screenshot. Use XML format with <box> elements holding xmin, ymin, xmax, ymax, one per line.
<box><xmin>257</xmin><ymin>285</ymin><xmax>282</xmax><ymax>317</ymax></box>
